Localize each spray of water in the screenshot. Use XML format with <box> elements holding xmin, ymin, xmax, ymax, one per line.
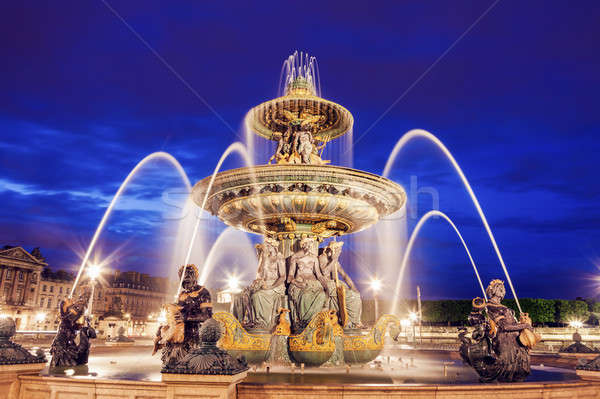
<box><xmin>279</xmin><ymin>51</ymin><xmax>321</xmax><ymax>97</ymax></box>
<box><xmin>199</xmin><ymin>226</ymin><xmax>257</xmax><ymax>286</ymax></box>
<box><xmin>390</xmin><ymin>210</ymin><xmax>487</xmax><ymax>315</ymax></box>
<box><xmin>383</xmin><ymin>129</ymin><xmax>521</xmax><ymax>313</ymax></box>
<box><xmin>70</xmin><ymin>152</ymin><xmax>191</xmax><ymax>297</ymax></box>
<box><xmin>177</xmin><ymin>142</ymin><xmax>255</xmax><ymax>297</ymax></box>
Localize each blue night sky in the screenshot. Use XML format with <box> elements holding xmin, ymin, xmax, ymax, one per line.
<box><xmin>1</xmin><ymin>1</ymin><xmax>599</xmax><ymax>300</ymax></box>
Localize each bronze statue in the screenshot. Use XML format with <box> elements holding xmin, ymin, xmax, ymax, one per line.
<box><xmin>50</xmin><ymin>284</ymin><xmax>96</xmax><ymax>367</ymax></box>
<box><xmin>153</xmin><ymin>264</ymin><xmax>213</xmax><ymax>370</ymax></box>
<box><xmin>319</xmin><ymin>241</ymin><xmax>363</xmax><ymax>329</ymax></box>
<box><xmin>287</xmin><ymin>237</ymin><xmax>329</xmax><ymax>332</ymax></box>
<box><xmin>459</xmin><ymin>279</ymin><xmax>538</xmax><ymax>382</ymax></box>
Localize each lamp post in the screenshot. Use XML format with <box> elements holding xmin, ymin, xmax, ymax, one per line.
<box><xmin>35</xmin><ymin>312</ymin><xmax>46</xmax><ymax>338</ymax></box>
<box><xmin>86</xmin><ymin>263</ymin><xmax>102</xmax><ymax>319</ymax></box>
<box><xmin>369</xmin><ymin>277</ymin><xmax>382</xmax><ymax>324</ymax></box>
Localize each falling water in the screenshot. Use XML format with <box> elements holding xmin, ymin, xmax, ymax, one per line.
<box><xmin>383</xmin><ymin>129</ymin><xmax>522</xmax><ymax>313</ymax></box>
<box><xmin>390</xmin><ymin>210</ymin><xmax>487</xmax><ymax>316</ymax></box>
<box><xmin>70</xmin><ymin>152</ymin><xmax>191</xmax><ymax>297</ymax></box>
<box><xmin>279</xmin><ymin>51</ymin><xmax>321</xmax><ymax>97</ymax></box>
<box><xmin>199</xmin><ymin>227</ymin><xmax>257</xmax><ymax>286</ymax></box>
<box><xmin>177</xmin><ymin>142</ymin><xmax>256</xmax><ymax>297</ymax></box>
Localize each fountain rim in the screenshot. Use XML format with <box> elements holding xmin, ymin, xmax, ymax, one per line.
<box><xmin>192</xmin><ymin>164</ymin><xmax>406</xmax><ymax>202</ymax></box>
<box><xmin>244</xmin><ymin>94</ymin><xmax>354</xmax><ymax>142</ymax></box>
<box><xmin>191</xmin><ymin>164</ymin><xmax>406</xmax><ymax>237</ymax></box>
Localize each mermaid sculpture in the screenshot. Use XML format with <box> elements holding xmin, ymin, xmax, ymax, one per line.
<box><xmin>459</xmin><ymin>279</ymin><xmax>539</xmax><ymax>382</ymax></box>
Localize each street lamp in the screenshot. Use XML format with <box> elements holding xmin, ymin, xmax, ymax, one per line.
<box><xmin>227</xmin><ymin>275</ymin><xmax>240</xmax><ymax>293</ymax></box>
<box><xmin>87</xmin><ymin>264</ymin><xmax>101</xmax><ymax>281</ymax></box>
<box><xmin>86</xmin><ymin>263</ymin><xmax>102</xmax><ymax>318</ymax></box>
<box><xmin>35</xmin><ymin>312</ymin><xmax>46</xmax><ymax>323</ymax></box>
<box><xmin>369</xmin><ymin>277</ymin><xmax>382</xmax><ymax>324</ymax></box>
<box><xmin>408</xmin><ymin>311</ymin><xmax>418</xmax><ymax>322</ymax></box>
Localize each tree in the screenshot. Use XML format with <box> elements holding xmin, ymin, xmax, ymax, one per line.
<box><xmin>556</xmin><ymin>300</ymin><xmax>589</xmax><ymax>325</ymax></box>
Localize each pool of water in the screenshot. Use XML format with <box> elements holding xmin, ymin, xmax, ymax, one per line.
<box><xmin>38</xmin><ymin>345</ymin><xmax>578</xmax><ymax>385</ymax></box>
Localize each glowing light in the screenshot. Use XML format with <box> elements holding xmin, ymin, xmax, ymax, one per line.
<box><xmin>124</xmin><ymin>313</ymin><xmax>131</xmax><ymax>319</ymax></box>
<box><xmin>158</xmin><ymin>310</ymin><xmax>167</xmax><ymax>324</ymax></box>
<box><xmin>35</xmin><ymin>312</ymin><xmax>46</xmax><ymax>323</ymax></box>
<box><xmin>369</xmin><ymin>277</ymin><xmax>382</xmax><ymax>293</ymax></box>
<box><xmin>400</xmin><ymin>319</ymin><xmax>412</xmax><ymax>328</ymax></box>
<box><xmin>569</xmin><ymin>320</ymin><xmax>583</xmax><ymax>329</ymax></box>
<box><xmin>383</xmin><ymin>129</ymin><xmax>522</xmax><ymax>313</ymax></box>
<box><xmin>87</xmin><ymin>264</ymin><xmax>102</xmax><ymax>281</ymax></box>
<box><xmin>0</xmin><ymin>314</ymin><xmax>9</xmax><ymax>319</ymax></box>
<box><xmin>408</xmin><ymin>311</ymin><xmax>418</xmax><ymax>322</ymax></box>
<box><xmin>227</xmin><ymin>274</ymin><xmax>240</xmax><ymax>292</ymax></box>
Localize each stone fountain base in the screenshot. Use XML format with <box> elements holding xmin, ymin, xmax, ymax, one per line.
<box><xmin>14</xmin><ymin>373</ymin><xmax>600</xmax><ymax>399</ymax></box>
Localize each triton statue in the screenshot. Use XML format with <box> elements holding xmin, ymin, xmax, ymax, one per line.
<box><xmin>459</xmin><ymin>279</ymin><xmax>540</xmax><ymax>382</ymax></box>
<box><xmin>50</xmin><ymin>284</ymin><xmax>96</xmax><ymax>367</ymax></box>
<box><xmin>153</xmin><ymin>264</ymin><xmax>213</xmax><ymax>370</ymax></box>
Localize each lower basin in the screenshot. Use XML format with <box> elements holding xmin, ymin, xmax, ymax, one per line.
<box><xmin>31</xmin><ymin>343</ymin><xmax>580</xmax><ymax>385</ymax></box>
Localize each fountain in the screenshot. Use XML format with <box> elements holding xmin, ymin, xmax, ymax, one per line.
<box><xmin>10</xmin><ymin>52</ymin><xmax>600</xmax><ymax>399</ymax></box>
<box><xmin>191</xmin><ymin>52</ymin><xmax>405</xmax><ymax>366</ymax></box>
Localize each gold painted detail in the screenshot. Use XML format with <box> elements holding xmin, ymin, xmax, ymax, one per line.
<box><xmin>288</xmin><ymin>310</ymin><xmax>337</xmax><ymax>352</ymax></box>
<box><xmin>273</xmin><ymin>308</ymin><xmax>291</xmax><ymax>336</ymax></box>
<box><xmin>213</xmin><ymin>311</ymin><xmax>271</xmax><ymax>351</ymax></box>
<box><xmin>343</xmin><ymin>314</ymin><xmax>400</xmax><ymax>351</ymax></box>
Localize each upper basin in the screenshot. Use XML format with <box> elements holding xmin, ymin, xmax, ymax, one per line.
<box><xmin>192</xmin><ymin>164</ymin><xmax>406</xmax><ymax>238</ymax></box>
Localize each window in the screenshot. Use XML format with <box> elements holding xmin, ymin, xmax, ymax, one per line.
<box><xmin>67</xmin><ymin>288</ymin><xmax>70</xmax><ymax>294</ymax></box>
<box><xmin>18</xmin><ymin>271</ymin><xmax>24</xmax><ymax>281</ymax></box>
<box><xmin>42</xmin><ymin>285</ymin><xmax>47</xmax><ymax>292</ymax></box>
<box><xmin>49</xmin><ymin>286</ymin><xmax>54</xmax><ymax>293</ymax></box>
<box><xmin>40</xmin><ymin>297</ymin><xmax>44</xmax><ymax>307</ymax></box>
<box><xmin>15</xmin><ymin>287</ymin><xmax>23</xmax><ymax>303</ymax></box>
<box><xmin>47</xmin><ymin>299</ymin><xmax>52</xmax><ymax>309</ymax></box>
<box><xmin>6</xmin><ymin>269</ymin><xmax>12</xmax><ymax>279</ymax></box>
<box><xmin>3</xmin><ymin>285</ymin><xmax>10</xmax><ymax>300</ymax></box>
<box><xmin>59</xmin><ymin>287</ymin><xmax>63</xmax><ymax>294</ymax></box>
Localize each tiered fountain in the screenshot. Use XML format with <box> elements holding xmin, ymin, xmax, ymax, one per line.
<box><xmin>192</xmin><ymin>53</ymin><xmax>405</xmax><ymax>366</ymax></box>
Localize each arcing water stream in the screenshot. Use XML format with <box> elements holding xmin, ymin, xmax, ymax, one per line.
<box><xmin>390</xmin><ymin>210</ymin><xmax>486</xmax><ymax>316</ymax></box>
<box><xmin>70</xmin><ymin>151</ymin><xmax>191</xmax><ymax>297</ymax></box>
<box><xmin>383</xmin><ymin>129</ymin><xmax>522</xmax><ymax>314</ymax></box>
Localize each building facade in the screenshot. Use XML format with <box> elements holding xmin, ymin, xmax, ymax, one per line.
<box><xmin>91</xmin><ymin>270</ymin><xmax>172</xmax><ymax>336</ymax></box>
<box><xmin>0</xmin><ymin>245</ymin><xmax>173</xmax><ymax>335</ymax></box>
<box><xmin>0</xmin><ymin>246</ymin><xmax>46</xmax><ymax>330</ymax></box>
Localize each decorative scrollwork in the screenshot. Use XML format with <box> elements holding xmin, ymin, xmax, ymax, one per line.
<box><xmin>289</xmin><ymin>310</ymin><xmax>337</xmax><ymax>352</ymax></box>
<box><xmin>213</xmin><ymin>312</ymin><xmax>271</xmax><ymax>351</ymax></box>
<box><xmin>343</xmin><ymin>314</ymin><xmax>400</xmax><ymax>351</ymax></box>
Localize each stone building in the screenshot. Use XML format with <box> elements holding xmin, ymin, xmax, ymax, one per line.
<box><xmin>0</xmin><ymin>246</ymin><xmax>46</xmax><ymax>330</ymax></box>
<box><xmin>0</xmin><ymin>245</ymin><xmax>173</xmax><ymax>335</ymax></box>
<box><xmin>37</xmin><ymin>269</ymin><xmax>75</xmax><ymax>331</ymax></box>
<box><xmin>92</xmin><ymin>270</ymin><xmax>172</xmax><ymax>336</ymax></box>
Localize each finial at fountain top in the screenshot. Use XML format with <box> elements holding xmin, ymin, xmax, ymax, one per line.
<box><xmin>282</xmin><ymin>51</ymin><xmax>319</xmax><ymax>97</ymax></box>
<box><xmin>245</xmin><ymin>51</ymin><xmax>353</xmax><ymax>153</ymax></box>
